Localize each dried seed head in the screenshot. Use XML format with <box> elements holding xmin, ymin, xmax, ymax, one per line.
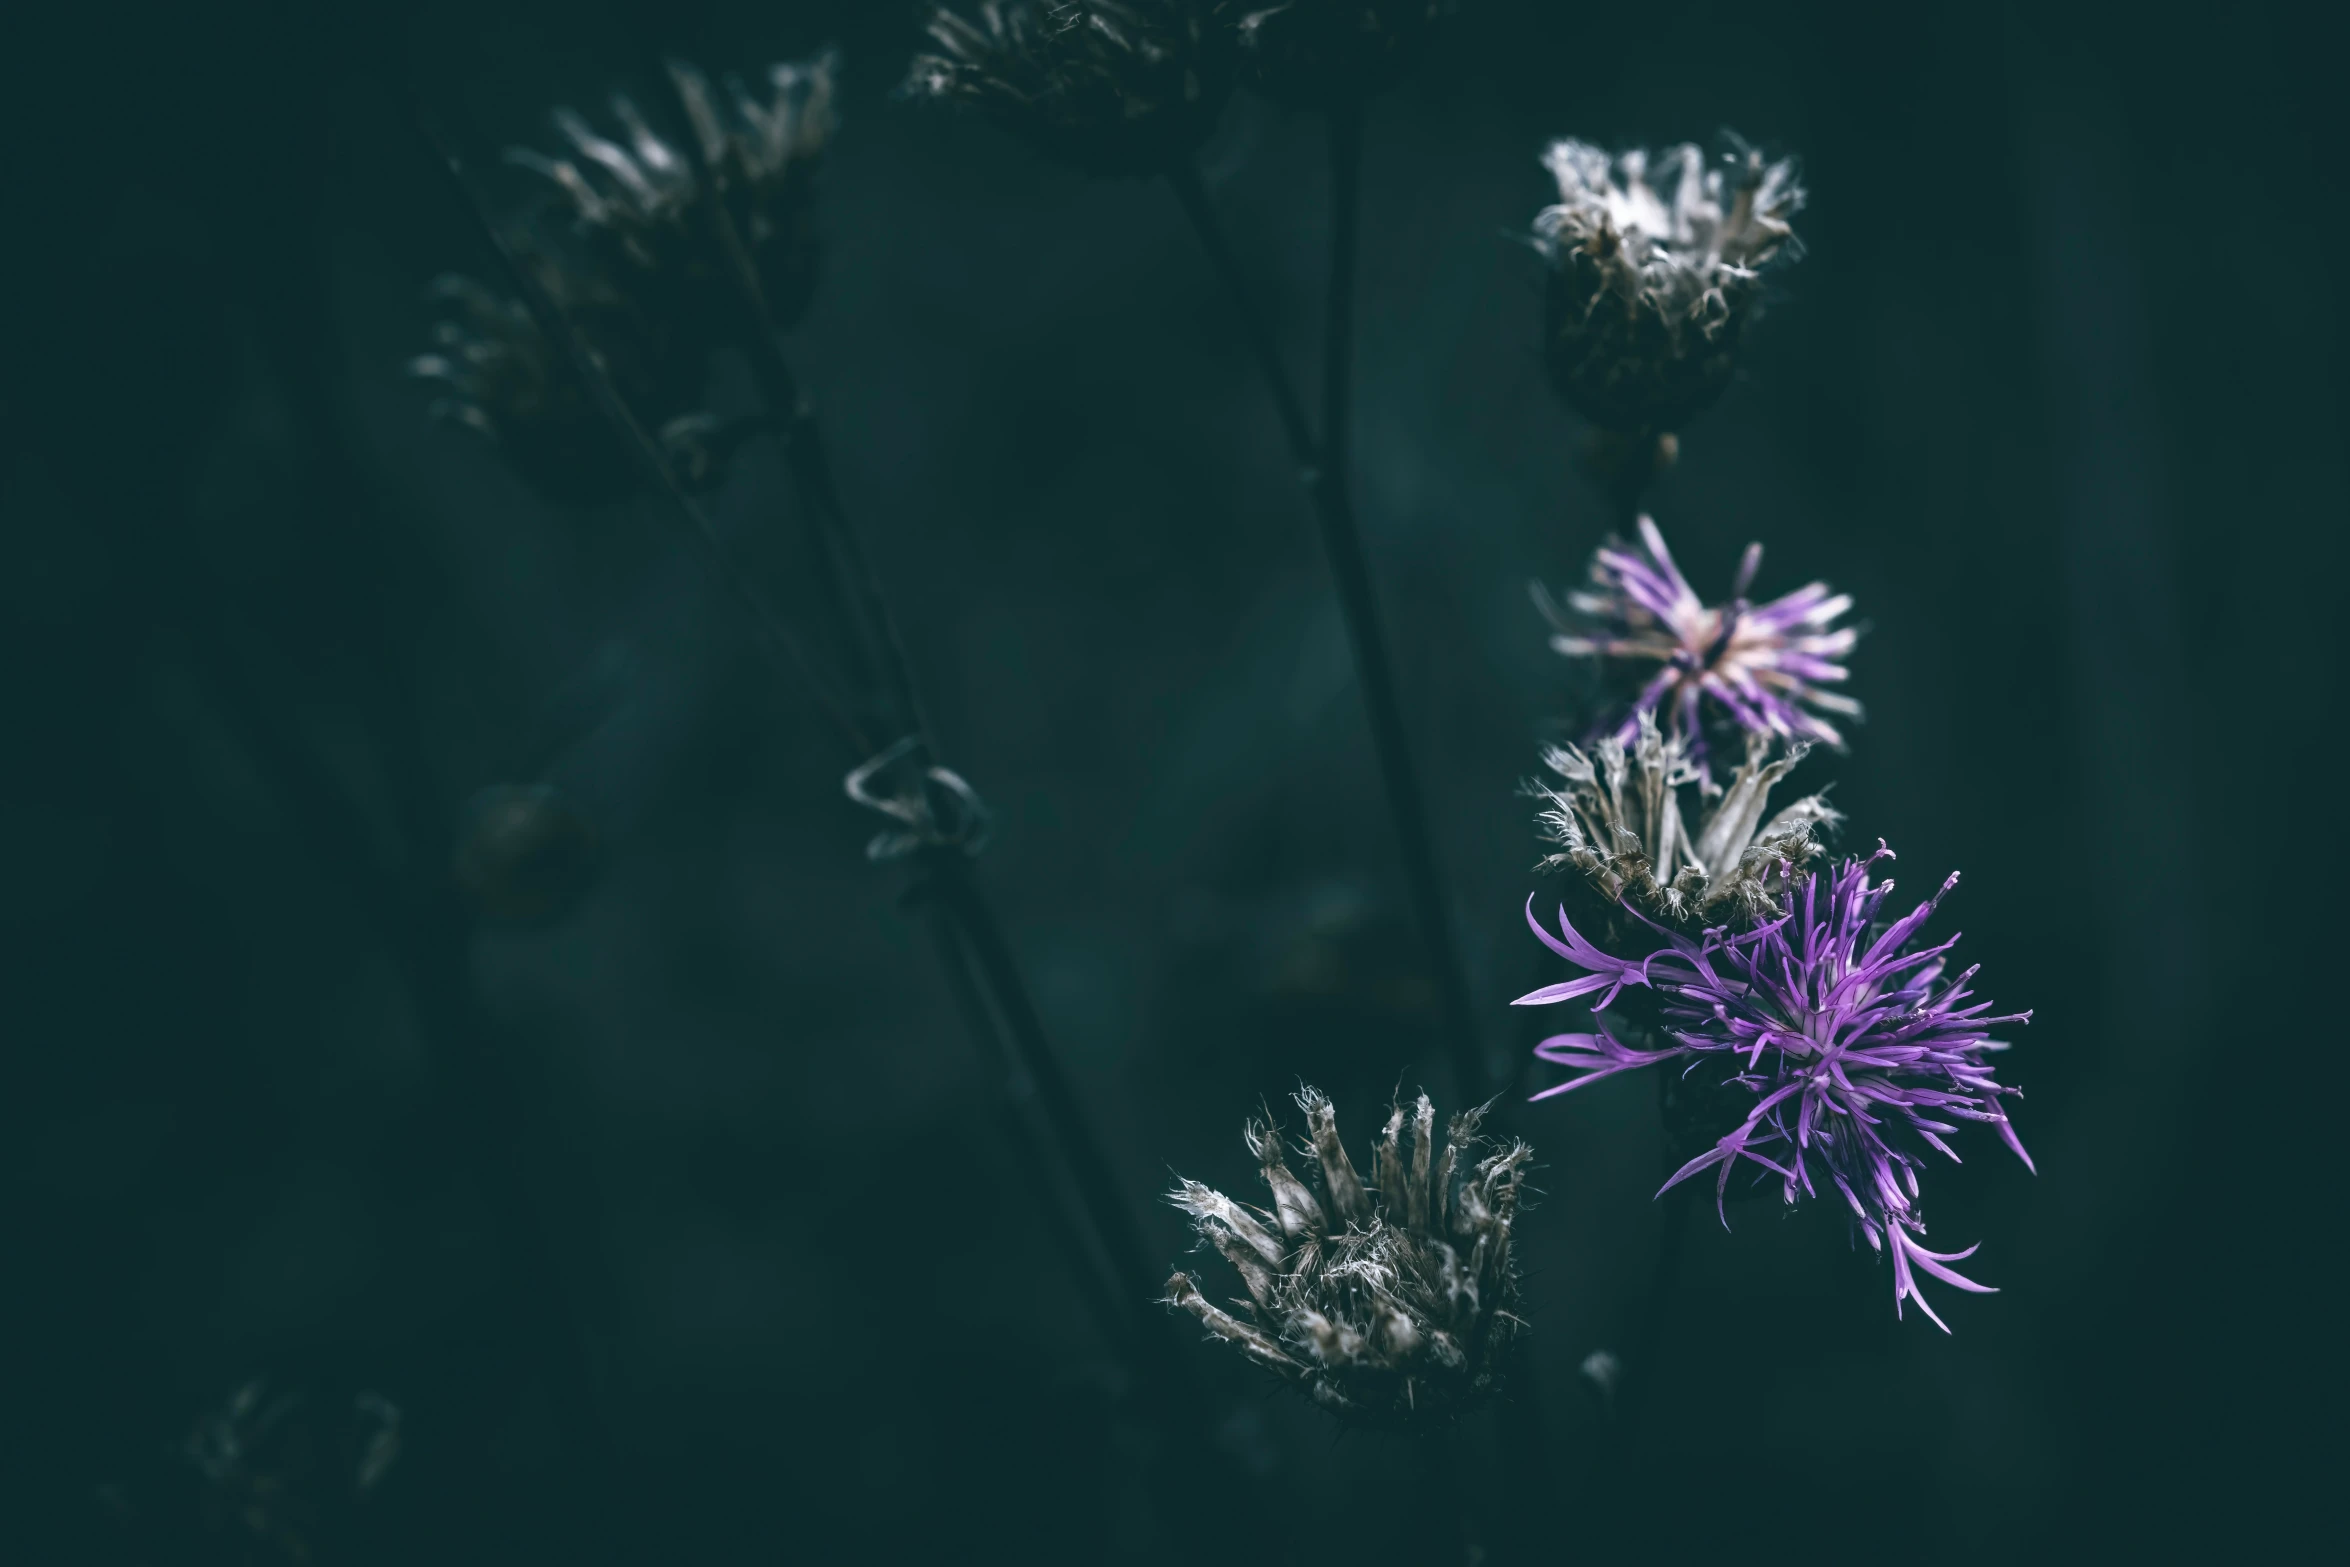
<box><xmin>407</xmin><ymin>260</ymin><xmax>701</xmax><ymax>502</ymax></box>
<box><xmin>1167</xmin><ymin>1087</ymin><xmax>1532</xmax><ymax>1428</ymax></box>
<box><xmin>511</xmin><ymin>51</ymin><xmax>840</xmax><ymax>334</ymax></box>
<box><xmin>103</xmin><ymin>1380</ymin><xmax>404</xmax><ymax>1566</ymax></box>
<box><xmin>411</xmin><ymin>51</ymin><xmax>835</xmax><ymax>498</ymax></box>
<box><xmin>904</xmin><ymin>2</ymin><xmax>1240</xmax><ymax>176</ymax></box>
<box><xmin>1532</xmin><ymin>135</ymin><xmax>1804</xmax><ymax>432</ymax></box>
<box><xmin>1237</xmin><ymin>1</ymin><xmax>1460</xmax><ymax>105</ymax></box>
<box><xmin>1525</xmin><ymin>709</ymin><xmax>1837</xmax><ymax>932</ymax></box>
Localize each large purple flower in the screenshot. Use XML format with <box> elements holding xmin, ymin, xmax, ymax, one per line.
<box><xmin>1517</xmin><ymin>845</ymin><xmax>2031</xmax><ymax>1330</ymax></box>
<box><xmin>1538</xmin><ymin>516</ymin><xmax>1859</xmax><ymax>755</ymax></box>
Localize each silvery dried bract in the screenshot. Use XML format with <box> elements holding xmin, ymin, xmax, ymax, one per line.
<box><xmin>509</xmin><ymin>51</ymin><xmax>840</xmax><ymax>334</ymax></box>
<box><xmin>1529</xmin><ymin>709</ymin><xmax>1837</xmax><ymax>930</ymax></box>
<box><xmin>905</xmin><ymin>2</ymin><xmax>1239</xmax><ymax>176</ymax></box>
<box><xmin>1238</xmin><ymin>1</ymin><xmax>1459</xmax><ymax>105</ymax></box>
<box><xmin>1166</xmin><ymin>1087</ymin><xmax>1531</xmax><ymax>1427</ymax></box>
<box><xmin>1533</xmin><ymin>136</ymin><xmax>1803</xmax><ymax>432</ymax></box>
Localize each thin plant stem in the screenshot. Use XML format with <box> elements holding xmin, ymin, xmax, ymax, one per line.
<box><xmin>1619</xmin><ymin>1173</ymin><xmax>1695</xmax><ymax>1450</ymax></box>
<box><xmin>689</xmin><ymin>175</ymin><xmax>1177</xmax><ymax>1351</ymax></box>
<box><xmin>1164</xmin><ymin>164</ymin><xmax>1317</xmax><ymax>469</ymax></box>
<box><xmin>913</xmin><ymin>880</ymin><xmax>1136</xmax><ymax>1352</ymax></box>
<box><xmin>1170</xmin><ymin>117</ymin><xmax>1490</xmax><ymax>1108</ymax></box>
<box><xmin>418</xmin><ymin>105</ymin><xmax>1296</xmax><ymax>1541</ymax></box>
<box><xmin>415</xmin><ymin>111</ymin><xmax>872</xmax><ymax>763</ymax></box>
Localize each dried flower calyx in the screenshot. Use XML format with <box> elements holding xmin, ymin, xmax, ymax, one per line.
<box><xmin>1167</xmin><ymin>1087</ymin><xmax>1531</xmax><ymax>1426</ymax></box>
<box><xmin>1533</xmin><ymin>136</ymin><xmax>1803</xmax><ymax>433</ymax></box>
<box><xmin>1238</xmin><ymin>2</ymin><xmax>1459</xmax><ymax>104</ymax></box>
<box><xmin>1530</xmin><ymin>709</ymin><xmax>1836</xmax><ymax>929</ymax></box>
<box><xmin>905</xmin><ymin>2</ymin><xmax>1240</xmax><ymax>176</ymax></box>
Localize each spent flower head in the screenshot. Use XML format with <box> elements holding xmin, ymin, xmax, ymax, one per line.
<box><xmin>1167</xmin><ymin>1087</ymin><xmax>1531</xmax><ymax>1426</ymax></box>
<box><xmin>1518</xmin><ymin>846</ymin><xmax>2032</xmax><ymax>1330</ymax></box>
<box><xmin>1538</xmin><ymin>514</ymin><xmax>1859</xmax><ymax>758</ymax></box>
<box><xmin>1533</xmin><ymin>136</ymin><xmax>1803</xmax><ymax>433</ymax></box>
<box><xmin>509</xmin><ymin>51</ymin><xmax>840</xmax><ymax>335</ymax></box>
<box><xmin>1530</xmin><ymin>709</ymin><xmax>1837</xmax><ymax>932</ymax></box>
<box><xmin>1237</xmin><ymin>2</ymin><xmax>1460</xmax><ymax>105</ymax></box>
<box><xmin>408</xmin><ymin>265</ymin><xmax>703</xmax><ymax>502</ymax></box>
<box><xmin>905</xmin><ymin>2</ymin><xmax>1239</xmax><ymax>175</ymax></box>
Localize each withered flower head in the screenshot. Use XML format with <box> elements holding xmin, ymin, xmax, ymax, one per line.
<box><xmin>1237</xmin><ymin>1</ymin><xmax>1459</xmax><ymax>105</ymax></box>
<box><xmin>1533</xmin><ymin>135</ymin><xmax>1803</xmax><ymax>432</ymax></box>
<box><xmin>1166</xmin><ymin>1087</ymin><xmax>1531</xmax><ymax>1427</ymax></box>
<box><xmin>509</xmin><ymin>50</ymin><xmax>841</xmax><ymax>334</ymax></box>
<box><xmin>407</xmin><ymin>265</ymin><xmax>702</xmax><ymax>502</ymax></box>
<box><xmin>1529</xmin><ymin>709</ymin><xmax>1837</xmax><ymax>931</ymax></box>
<box><xmin>905</xmin><ymin>2</ymin><xmax>1239</xmax><ymax>176</ymax></box>
<box><xmin>132</xmin><ymin>1380</ymin><xmax>402</xmax><ymax>1564</ymax></box>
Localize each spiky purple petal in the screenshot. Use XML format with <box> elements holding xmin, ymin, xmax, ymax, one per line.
<box><xmin>1522</xmin><ymin>846</ymin><xmax>2031</xmax><ymax>1329</ymax></box>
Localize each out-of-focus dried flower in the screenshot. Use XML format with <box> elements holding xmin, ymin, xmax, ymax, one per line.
<box><xmin>408</xmin><ymin>266</ymin><xmax>699</xmax><ymax>502</ymax></box>
<box><xmin>1237</xmin><ymin>1</ymin><xmax>1458</xmax><ymax>104</ymax></box>
<box><xmin>1166</xmin><ymin>1087</ymin><xmax>1531</xmax><ymax>1426</ymax></box>
<box><xmin>905</xmin><ymin>2</ymin><xmax>1240</xmax><ymax>176</ymax></box>
<box><xmin>1529</xmin><ymin>708</ymin><xmax>1837</xmax><ymax>931</ymax></box>
<box><xmin>1533</xmin><ymin>136</ymin><xmax>1803</xmax><ymax>433</ymax></box>
<box><xmin>130</xmin><ymin>1379</ymin><xmax>404</xmax><ymax>1565</ymax></box>
<box><xmin>509</xmin><ymin>51</ymin><xmax>840</xmax><ymax>334</ymax></box>
<box><xmin>454</xmin><ymin>783</ymin><xmax>600</xmax><ymax>925</ymax></box>
<box><xmin>1536</xmin><ymin>515</ymin><xmax>1859</xmax><ymax>757</ymax></box>
<box><xmin>1519</xmin><ymin>846</ymin><xmax>2033</xmax><ymax>1331</ymax></box>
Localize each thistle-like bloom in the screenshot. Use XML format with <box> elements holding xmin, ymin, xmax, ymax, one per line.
<box><xmin>1167</xmin><ymin>1088</ymin><xmax>1530</xmax><ymax>1425</ymax></box>
<box><xmin>509</xmin><ymin>52</ymin><xmax>840</xmax><ymax>334</ymax></box>
<box><xmin>1538</xmin><ymin>515</ymin><xmax>1859</xmax><ymax>754</ymax></box>
<box><xmin>905</xmin><ymin>2</ymin><xmax>1239</xmax><ymax>176</ymax></box>
<box><xmin>1519</xmin><ymin>847</ymin><xmax>2032</xmax><ymax>1330</ymax></box>
<box><xmin>1530</xmin><ymin>709</ymin><xmax>1837</xmax><ymax>930</ymax></box>
<box><xmin>1237</xmin><ymin>2</ymin><xmax>1459</xmax><ymax>104</ymax></box>
<box><xmin>1533</xmin><ymin>137</ymin><xmax>1802</xmax><ymax>432</ymax></box>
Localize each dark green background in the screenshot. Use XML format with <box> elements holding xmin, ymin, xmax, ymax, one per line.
<box><xmin>4</xmin><ymin>1</ymin><xmax>2336</xmax><ymax>1560</ymax></box>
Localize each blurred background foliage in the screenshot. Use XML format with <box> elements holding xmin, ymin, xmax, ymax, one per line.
<box><xmin>1</xmin><ymin>0</ymin><xmax>2337</xmax><ymax>1560</ymax></box>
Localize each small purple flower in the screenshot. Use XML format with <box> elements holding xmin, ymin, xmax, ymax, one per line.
<box><xmin>1538</xmin><ymin>515</ymin><xmax>1859</xmax><ymax>755</ymax></box>
<box><xmin>1516</xmin><ymin>845</ymin><xmax>2032</xmax><ymax>1330</ymax></box>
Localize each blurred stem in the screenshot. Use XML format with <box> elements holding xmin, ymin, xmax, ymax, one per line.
<box><xmin>1171</xmin><ymin>109</ymin><xmax>1489</xmax><ymax>1109</ymax></box>
<box><xmin>693</xmin><ymin>191</ymin><xmax>1177</xmax><ymax>1350</ymax></box>
<box><xmin>695</xmin><ymin>142</ymin><xmax>1301</xmax><ymax>1567</ymax></box>
<box><xmin>1623</xmin><ymin>1173</ymin><xmax>1696</xmax><ymax>1446</ymax></box>
<box><xmin>1420</xmin><ymin>1429</ymin><xmax>1485</xmax><ymax>1565</ymax></box>
<box><xmin>416</xmin><ymin>111</ymin><xmax>872</xmax><ymax>761</ymax></box>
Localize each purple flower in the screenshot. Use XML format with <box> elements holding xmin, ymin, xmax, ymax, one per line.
<box><xmin>1538</xmin><ymin>515</ymin><xmax>1859</xmax><ymax>756</ymax></box>
<box><xmin>1516</xmin><ymin>845</ymin><xmax>2032</xmax><ymax>1330</ymax></box>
